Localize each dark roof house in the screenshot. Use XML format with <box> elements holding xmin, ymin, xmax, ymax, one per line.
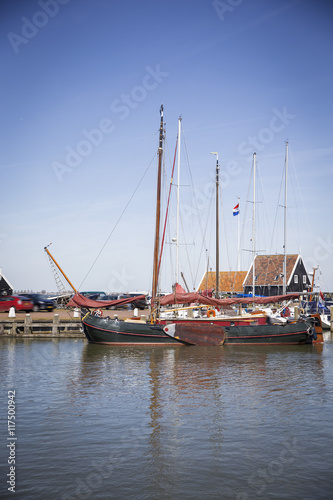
<box><xmin>243</xmin><ymin>254</ymin><xmax>311</xmax><ymax>296</ymax></box>
<box><xmin>0</xmin><ymin>270</ymin><xmax>14</xmax><ymax>296</ymax></box>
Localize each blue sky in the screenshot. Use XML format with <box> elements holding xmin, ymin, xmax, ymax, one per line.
<box><xmin>1</xmin><ymin>0</ymin><xmax>332</xmax><ymax>294</ymax></box>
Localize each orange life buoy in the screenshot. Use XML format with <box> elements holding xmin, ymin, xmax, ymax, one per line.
<box><xmin>207</xmin><ymin>309</ymin><xmax>216</xmax><ymax>318</ymax></box>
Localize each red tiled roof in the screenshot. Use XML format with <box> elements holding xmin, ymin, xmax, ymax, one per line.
<box><xmin>197</xmin><ymin>271</ymin><xmax>247</xmax><ymax>293</ymax></box>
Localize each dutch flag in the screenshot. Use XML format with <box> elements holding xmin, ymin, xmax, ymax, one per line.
<box><xmin>233</xmin><ymin>203</ymin><xmax>239</xmax><ymax>216</ymax></box>
<box><xmin>319</xmin><ymin>291</ymin><xmax>325</xmax><ymax>308</ymax></box>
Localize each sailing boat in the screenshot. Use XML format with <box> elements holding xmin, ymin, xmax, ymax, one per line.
<box><xmin>158</xmin><ymin>148</ymin><xmax>321</xmax><ymax>345</ymax></box>
<box><xmin>74</xmin><ymin>108</ymin><xmax>320</xmax><ymax>346</ymax></box>
<box><xmin>76</xmin><ymin>106</ymin><xmax>179</xmax><ymax>344</ymax></box>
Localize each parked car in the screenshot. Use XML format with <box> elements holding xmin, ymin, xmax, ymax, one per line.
<box><xmin>0</xmin><ymin>295</ymin><xmax>34</xmax><ymax>312</ymax></box>
<box><xmin>93</xmin><ymin>293</ymin><xmax>149</xmax><ymax>310</ymax></box>
<box><xmin>96</xmin><ymin>295</ymin><xmax>119</xmax><ymax>310</ymax></box>
<box><xmin>81</xmin><ymin>291</ymin><xmax>106</xmax><ymax>300</ymax></box>
<box><xmin>20</xmin><ymin>293</ymin><xmax>55</xmax><ymax>312</ymax></box>
<box><xmin>118</xmin><ymin>294</ymin><xmax>149</xmax><ymax>310</ymax></box>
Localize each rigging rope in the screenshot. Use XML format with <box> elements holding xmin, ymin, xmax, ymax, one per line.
<box><xmin>79</xmin><ymin>153</ymin><xmax>156</xmax><ymax>289</ymax></box>
<box><xmin>182</xmin><ymin>127</ymin><xmax>212</xmax><ymax>288</ymax></box>
<box><xmin>157</xmin><ymin>137</ymin><xmax>178</xmax><ymax>278</ymax></box>
<box><xmin>289</xmin><ymin>146</ymin><xmax>311</xmax><ymax>250</ymax></box>
<box><xmin>269</xmin><ymin>162</ymin><xmax>284</xmax><ymax>254</ymax></box>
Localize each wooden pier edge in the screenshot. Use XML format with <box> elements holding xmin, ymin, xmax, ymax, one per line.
<box><xmin>0</xmin><ymin>313</ymin><xmax>84</xmax><ymax>338</ymax></box>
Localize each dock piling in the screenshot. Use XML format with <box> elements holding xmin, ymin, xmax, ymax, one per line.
<box><xmin>52</xmin><ymin>314</ymin><xmax>60</xmax><ymax>336</ymax></box>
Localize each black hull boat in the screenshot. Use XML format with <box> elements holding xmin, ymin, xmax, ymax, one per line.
<box><xmin>75</xmin><ymin>108</ymin><xmax>323</xmax><ymax>348</ymax></box>
<box><xmin>82</xmin><ymin>313</ymin><xmax>317</xmax><ymax>346</ymax></box>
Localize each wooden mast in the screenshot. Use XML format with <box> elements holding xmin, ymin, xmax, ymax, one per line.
<box><xmin>151</xmin><ymin>105</ymin><xmax>164</xmax><ymax>322</ymax></box>
<box><xmin>236</xmin><ymin>196</ymin><xmax>240</xmax><ymax>272</ymax></box>
<box><xmin>175</xmin><ymin>116</ymin><xmax>181</xmax><ymax>285</ymax></box>
<box><xmin>211</xmin><ymin>152</ymin><xmax>219</xmax><ymax>298</ymax></box>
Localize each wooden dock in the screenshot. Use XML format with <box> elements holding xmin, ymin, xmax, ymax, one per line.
<box><xmin>0</xmin><ymin>313</ymin><xmax>84</xmax><ymax>337</ymax></box>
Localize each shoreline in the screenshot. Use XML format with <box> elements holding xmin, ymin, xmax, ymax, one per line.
<box><xmin>0</xmin><ymin>308</ymin><xmax>150</xmax><ymax>337</ymax></box>
<box><xmin>0</xmin><ymin>308</ymin><xmax>149</xmax><ymax>321</ymax></box>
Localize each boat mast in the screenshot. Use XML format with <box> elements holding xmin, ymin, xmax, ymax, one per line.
<box><xmin>252</xmin><ymin>152</ymin><xmax>256</xmax><ymax>298</ymax></box>
<box><xmin>237</xmin><ymin>196</ymin><xmax>240</xmax><ymax>272</ymax></box>
<box><xmin>211</xmin><ymin>152</ymin><xmax>219</xmax><ymax>298</ymax></box>
<box><xmin>151</xmin><ymin>105</ymin><xmax>164</xmax><ymax>321</ymax></box>
<box><xmin>176</xmin><ymin>116</ymin><xmax>181</xmax><ymax>285</ymax></box>
<box><xmin>309</xmin><ymin>265</ymin><xmax>318</xmax><ymax>301</ymax></box>
<box><xmin>283</xmin><ymin>141</ymin><xmax>288</xmax><ymax>294</ymax></box>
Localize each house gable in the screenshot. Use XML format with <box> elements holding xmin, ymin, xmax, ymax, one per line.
<box><xmin>243</xmin><ymin>254</ymin><xmax>310</xmax><ymax>295</ymax></box>
<box><xmin>0</xmin><ymin>271</ymin><xmax>14</xmax><ymax>295</ymax></box>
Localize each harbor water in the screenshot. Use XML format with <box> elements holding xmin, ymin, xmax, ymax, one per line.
<box><xmin>1</xmin><ymin>337</ymin><xmax>333</xmax><ymax>500</ymax></box>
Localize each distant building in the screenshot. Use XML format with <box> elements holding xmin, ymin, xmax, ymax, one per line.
<box><xmin>243</xmin><ymin>254</ymin><xmax>311</xmax><ymax>296</ymax></box>
<box><xmin>0</xmin><ymin>270</ymin><xmax>14</xmax><ymax>295</ymax></box>
<box><xmin>197</xmin><ymin>270</ymin><xmax>247</xmax><ymax>295</ymax></box>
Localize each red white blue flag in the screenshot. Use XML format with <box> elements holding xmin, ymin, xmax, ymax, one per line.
<box><xmin>233</xmin><ymin>203</ymin><xmax>239</xmax><ymax>216</ymax></box>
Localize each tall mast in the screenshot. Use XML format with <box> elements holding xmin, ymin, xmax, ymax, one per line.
<box><xmin>151</xmin><ymin>105</ymin><xmax>164</xmax><ymax>321</ymax></box>
<box><xmin>237</xmin><ymin>196</ymin><xmax>240</xmax><ymax>272</ymax></box>
<box><xmin>216</xmin><ymin>155</ymin><xmax>220</xmax><ymax>298</ymax></box>
<box><xmin>175</xmin><ymin>116</ymin><xmax>181</xmax><ymax>285</ymax></box>
<box><xmin>283</xmin><ymin>141</ymin><xmax>288</xmax><ymax>294</ymax></box>
<box><xmin>211</xmin><ymin>152</ymin><xmax>219</xmax><ymax>298</ymax></box>
<box><xmin>252</xmin><ymin>152</ymin><xmax>256</xmax><ymax>298</ymax></box>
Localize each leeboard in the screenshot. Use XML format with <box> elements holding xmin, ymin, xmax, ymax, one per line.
<box><xmin>163</xmin><ymin>323</ymin><xmax>226</xmax><ymax>346</ymax></box>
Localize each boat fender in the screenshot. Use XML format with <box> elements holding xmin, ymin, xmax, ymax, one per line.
<box><xmin>281</xmin><ymin>306</ymin><xmax>290</xmax><ymax>318</ymax></box>
<box><xmin>307</xmin><ymin>325</ymin><xmax>317</xmax><ymax>340</ymax></box>
<box><xmin>93</xmin><ymin>309</ymin><xmax>103</xmax><ymax>317</ymax></box>
<box><xmin>207</xmin><ymin>309</ymin><xmax>216</xmax><ymax>318</ymax></box>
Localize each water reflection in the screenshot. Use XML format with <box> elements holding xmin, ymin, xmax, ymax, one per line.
<box><xmin>75</xmin><ymin>342</ymin><xmax>329</xmax><ymax>421</ymax></box>
<box><xmin>73</xmin><ymin>342</ymin><xmax>330</xmax><ymax>498</ymax></box>
<box><xmin>1</xmin><ymin>338</ymin><xmax>332</xmax><ymax>500</ymax></box>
